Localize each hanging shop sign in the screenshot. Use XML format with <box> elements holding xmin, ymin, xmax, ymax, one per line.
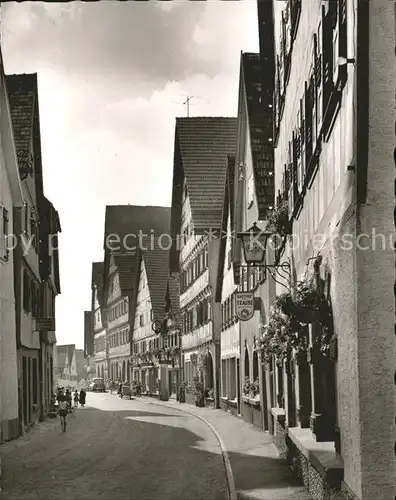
<box><xmin>235</xmin><ymin>291</ymin><xmax>255</xmax><ymax>322</ymax></box>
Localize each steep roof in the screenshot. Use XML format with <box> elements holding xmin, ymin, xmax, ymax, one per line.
<box><xmin>91</xmin><ymin>261</ymin><xmax>104</xmax><ymax>304</ymax></box>
<box><xmin>103</xmin><ymin>205</ymin><xmax>171</xmax><ymax>253</ymax></box>
<box><xmin>241</xmin><ymin>53</ymin><xmax>275</xmax><ymax>219</ymax></box>
<box><xmin>216</xmin><ymin>156</ymin><xmax>236</xmax><ymax>303</ymax></box>
<box><xmin>168</xmin><ymin>277</ymin><xmax>181</xmax><ymax>329</ymax></box>
<box><xmin>103</xmin><ymin>205</ymin><xmax>171</xmax><ymax>301</ymax></box>
<box><xmin>142</xmin><ymin>243</ymin><xmax>171</xmax><ymax>323</ymax></box>
<box><xmin>172</xmin><ymin>117</ymin><xmax>237</xmax><ymax>233</ymax></box>
<box><xmin>74</xmin><ymin>349</ymin><xmax>85</xmax><ymax>377</ymax></box>
<box><xmin>5</xmin><ymin>74</ymin><xmax>36</xmax><ymax>177</ymax></box>
<box><xmin>84</xmin><ymin>311</ymin><xmax>93</xmax><ymax>357</ymax></box>
<box><xmin>56</xmin><ymin>344</ymin><xmax>75</xmax><ymax>370</ymax></box>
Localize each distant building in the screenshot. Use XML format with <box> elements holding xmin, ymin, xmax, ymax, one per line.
<box><xmin>91</xmin><ymin>262</ymin><xmax>107</xmax><ymax>379</ymax></box>
<box><xmin>130</xmin><ymin>235</ymin><xmax>175</xmax><ymax>397</ymax></box>
<box><xmin>102</xmin><ymin>205</ymin><xmax>170</xmax><ymax>382</ymax></box>
<box><xmin>83</xmin><ymin>310</ymin><xmax>95</xmax><ymax>381</ymax></box>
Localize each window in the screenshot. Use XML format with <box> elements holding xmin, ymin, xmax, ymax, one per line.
<box><xmin>0</xmin><ymin>206</ymin><xmax>9</xmax><ymax>261</ymax></box>
<box><xmin>247</xmin><ymin>174</ymin><xmax>254</xmax><ymax>209</ymax></box>
<box><xmin>23</xmin><ymin>270</ymin><xmax>31</xmax><ymax>313</ymax></box>
<box><xmin>139</xmin><ymin>314</ymin><xmax>144</xmax><ymax>327</ymax></box>
<box><xmin>150</xmin><ymin>309</ymin><xmax>154</xmax><ymax>321</ymax></box>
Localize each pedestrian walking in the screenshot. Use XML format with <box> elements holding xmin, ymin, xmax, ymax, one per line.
<box><xmin>79</xmin><ymin>388</ymin><xmax>86</xmax><ymax>408</ymax></box>
<box><xmin>58</xmin><ymin>395</ymin><xmax>68</xmax><ymax>432</ymax></box>
<box><xmin>73</xmin><ymin>390</ymin><xmax>79</xmax><ymax>408</ymax></box>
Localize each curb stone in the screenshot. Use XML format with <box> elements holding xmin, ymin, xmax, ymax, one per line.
<box><xmin>139</xmin><ymin>397</ymin><xmax>237</xmax><ymax>500</ymax></box>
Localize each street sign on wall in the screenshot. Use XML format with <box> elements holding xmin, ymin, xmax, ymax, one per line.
<box><xmin>35</xmin><ymin>318</ymin><xmax>55</xmax><ymax>332</ymax></box>
<box><xmin>235</xmin><ymin>292</ymin><xmax>254</xmax><ymax>322</ymax></box>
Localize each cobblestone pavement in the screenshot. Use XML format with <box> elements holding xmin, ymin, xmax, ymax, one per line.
<box><xmin>140</xmin><ymin>396</ymin><xmax>312</xmax><ymax>500</ymax></box>
<box><xmin>0</xmin><ymin>393</ymin><xmax>228</xmax><ymax>500</ymax></box>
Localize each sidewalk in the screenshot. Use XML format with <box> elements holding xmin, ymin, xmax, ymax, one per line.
<box><xmin>141</xmin><ymin>397</ymin><xmax>311</xmax><ymax>500</ymax></box>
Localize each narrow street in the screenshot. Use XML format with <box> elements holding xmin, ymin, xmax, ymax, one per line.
<box><xmin>0</xmin><ymin>393</ymin><xmax>228</xmax><ymax>500</ymax></box>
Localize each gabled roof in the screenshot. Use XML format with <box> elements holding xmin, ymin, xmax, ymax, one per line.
<box><xmin>142</xmin><ymin>243</ymin><xmax>171</xmax><ymax>323</ymax></box>
<box><xmin>55</xmin><ymin>344</ymin><xmax>72</xmax><ymax>371</ymax></box>
<box><xmin>5</xmin><ymin>73</ymin><xmax>45</xmax><ymax>202</ymax></box>
<box><xmin>103</xmin><ymin>205</ymin><xmax>171</xmax><ymax>252</ymax></box>
<box><xmin>91</xmin><ymin>261</ymin><xmax>105</xmax><ymax>305</ymax></box>
<box><xmin>103</xmin><ymin>205</ymin><xmax>171</xmax><ymax>301</ymax></box>
<box><xmin>57</xmin><ymin>344</ymin><xmax>75</xmax><ymax>370</ymax></box>
<box><xmin>171</xmin><ymin>117</ymin><xmax>237</xmax><ymax>234</ymax></box>
<box><xmin>168</xmin><ymin>277</ymin><xmax>181</xmax><ymax>329</ymax></box>
<box><xmin>84</xmin><ymin>311</ymin><xmax>93</xmax><ymax>357</ymax></box>
<box><xmin>241</xmin><ymin>53</ymin><xmax>275</xmax><ymax>219</ymax></box>
<box><xmin>113</xmin><ymin>254</ymin><xmax>138</xmax><ymax>296</ymax></box>
<box><xmin>215</xmin><ymin>156</ymin><xmax>235</xmax><ymax>303</ymax></box>
<box><xmin>5</xmin><ymin>74</ymin><xmax>36</xmax><ymax>176</ymax></box>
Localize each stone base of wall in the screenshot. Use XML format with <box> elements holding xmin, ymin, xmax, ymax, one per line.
<box><xmin>283</xmin><ymin>427</ymin><xmax>346</xmax><ymax>500</ymax></box>
<box><xmin>0</xmin><ymin>418</ymin><xmax>19</xmax><ymax>444</ymax></box>
<box><xmin>220</xmin><ymin>398</ymin><xmax>239</xmax><ymax>416</ymax></box>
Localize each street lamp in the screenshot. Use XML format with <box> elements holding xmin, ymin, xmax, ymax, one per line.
<box><xmin>236</xmin><ymin>222</ymin><xmax>291</xmax><ymax>291</ymax></box>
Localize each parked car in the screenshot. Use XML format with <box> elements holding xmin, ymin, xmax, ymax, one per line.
<box><xmin>89</xmin><ymin>378</ymin><xmax>106</xmax><ymax>392</ymax></box>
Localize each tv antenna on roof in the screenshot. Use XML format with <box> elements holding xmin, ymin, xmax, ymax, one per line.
<box><xmin>172</xmin><ymin>95</ymin><xmax>211</xmax><ymax>117</ymax></box>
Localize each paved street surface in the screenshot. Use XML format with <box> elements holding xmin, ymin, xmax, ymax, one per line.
<box><xmin>0</xmin><ymin>393</ymin><xmax>311</xmax><ymax>500</ymax></box>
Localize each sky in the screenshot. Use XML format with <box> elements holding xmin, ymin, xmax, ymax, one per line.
<box><xmin>1</xmin><ymin>0</ymin><xmax>259</xmax><ymax>349</ymax></box>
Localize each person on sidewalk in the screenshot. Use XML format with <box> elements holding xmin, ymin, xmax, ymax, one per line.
<box><xmin>79</xmin><ymin>389</ymin><xmax>86</xmax><ymax>408</ymax></box>
<box><xmin>58</xmin><ymin>395</ymin><xmax>68</xmax><ymax>432</ymax></box>
<box><xmin>73</xmin><ymin>390</ymin><xmax>79</xmax><ymax>408</ymax></box>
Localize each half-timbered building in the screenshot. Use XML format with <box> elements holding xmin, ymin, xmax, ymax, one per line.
<box><xmin>169</xmin><ymin>117</ymin><xmax>237</xmax><ymax>408</ymax></box>
<box><xmin>266</xmin><ymin>0</ymin><xmax>394</xmax><ymax>498</ymax></box>
<box><xmin>102</xmin><ymin>205</ymin><xmax>170</xmax><ymax>383</ymax></box>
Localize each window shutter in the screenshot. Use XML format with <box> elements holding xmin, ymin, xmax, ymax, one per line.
<box><xmin>305</xmin><ymin>80</ymin><xmax>314</xmax><ymax>169</ymax></box>
<box><xmin>322</xmin><ymin>6</ymin><xmax>333</xmax><ymax>116</ymax></box>
<box><xmin>292</xmin><ymin>131</ymin><xmax>299</xmax><ymax>209</ymax></box>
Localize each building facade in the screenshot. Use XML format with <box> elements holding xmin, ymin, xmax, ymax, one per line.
<box><xmin>83</xmin><ymin>310</ymin><xmax>96</xmax><ymax>383</ymax></box>
<box><xmin>131</xmin><ymin>256</ymin><xmax>159</xmax><ymax>392</ymax></box>
<box><xmin>261</xmin><ymin>0</ymin><xmax>395</xmax><ymax>499</ymax></box>
<box><xmin>102</xmin><ymin>205</ymin><xmax>171</xmax><ymax>383</ymax></box>
<box><xmin>0</xmin><ymin>48</ymin><xmax>24</xmax><ymax>443</ymax></box>
<box><xmin>170</xmin><ymin>117</ymin><xmax>237</xmax><ymax>408</ymax></box>
<box><xmin>91</xmin><ymin>262</ymin><xmax>107</xmax><ymax>380</ymax></box>
<box><xmin>130</xmin><ymin>240</ymin><xmax>177</xmax><ymax>398</ymax></box>
<box><xmin>6</xmin><ymin>72</ymin><xmax>61</xmax><ymax>431</ymax></box>
<box><xmin>216</xmin><ymin>157</ymin><xmax>241</xmax><ymax>417</ymax></box>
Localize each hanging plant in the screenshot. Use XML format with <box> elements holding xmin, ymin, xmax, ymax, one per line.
<box><xmin>152</xmin><ymin>348</ymin><xmax>161</xmax><ymax>360</ymax></box>
<box><xmin>272</xmin><ymin>292</ymin><xmax>295</xmax><ymax>316</ymax></box>
<box><xmin>266</xmin><ymin>200</ymin><xmax>291</xmax><ymax>237</ymax></box>
<box><xmin>197</xmin><ymin>347</ymin><xmax>210</xmax><ymax>372</ymax></box>
<box><xmin>170</xmin><ymin>346</ymin><xmax>181</xmax><ymax>358</ymax></box>
<box><xmin>242</xmin><ymin>377</ymin><xmax>251</xmax><ymax>396</ymax></box>
<box><xmin>251</xmin><ymin>378</ymin><xmax>260</xmax><ymax>397</ymax></box>
<box><xmin>259</xmin><ymin>304</ymin><xmax>306</xmax><ymax>365</ymax></box>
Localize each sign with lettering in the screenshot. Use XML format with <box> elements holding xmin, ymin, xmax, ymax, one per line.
<box><xmin>35</xmin><ymin>318</ymin><xmax>55</xmax><ymax>332</ymax></box>
<box><xmin>235</xmin><ymin>292</ymin><xmax>254</xmax><ymax>322</ymax></box>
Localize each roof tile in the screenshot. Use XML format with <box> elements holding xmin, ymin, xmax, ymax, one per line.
<box><xmin>175</xmin><ymin>117</ymin><xmax>237</xmax><ymax>231</ymax></box>
<box><xmin>242</xmin><ymin>53</ymin><xmax>275</xmax><ymax>218</ymax></box>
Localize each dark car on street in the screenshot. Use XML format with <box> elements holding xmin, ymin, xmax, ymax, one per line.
<box><xmin>89</xmin><ymin>378</ymin><xmax>106</xmax><ymax>392</ymax></box>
